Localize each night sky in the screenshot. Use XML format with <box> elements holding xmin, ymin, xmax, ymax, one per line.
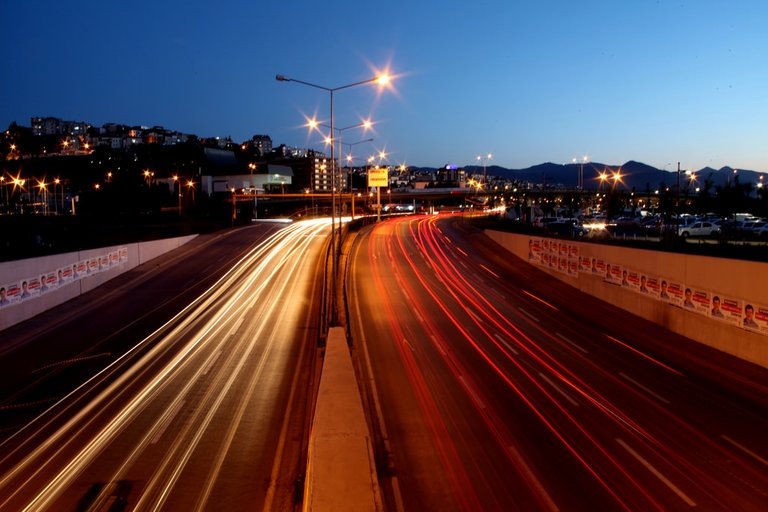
<box><xmin>2</xmin><ymin>0</ymin><xmax>766</xmax><ymax>171</ymax></box>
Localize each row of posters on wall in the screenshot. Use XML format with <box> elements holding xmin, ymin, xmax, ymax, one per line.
<box><xmin>0</xmin><ymin>248</ymin><xmax>128</xmax><ymax>309</ymax></box>
<box><xmin>527</xmin><ymin>238</ymin><xmax>767</xmax><ymax>336</ymax></box>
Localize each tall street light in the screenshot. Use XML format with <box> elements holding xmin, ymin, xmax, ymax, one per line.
<box><xmin>572</xmin><ymin>155</ymin><xmax>588</xmax><ymax>190</ymax></box>
<box><xmin>308</xmin><ymin>118</ymin><xmax>373</xmax><ymax>221</ymax></box>
<box><xmin>341</xmin><ymin>138</ymin><xmax>374</xmax><ymax>220</ymax></box>
<box><xmin>277</xmin><ymin>71</ymin><xmax>390</xmax><ymax>326</ymax></box>
<box><xmin>476</xmin><ymin>153</ymin><xmax>492</xmax><ymax>186</ymax></box>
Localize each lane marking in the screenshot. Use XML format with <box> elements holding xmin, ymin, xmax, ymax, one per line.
<box><xmin>151</xmin><ymin>400</ymin><xmax>186</xmax><ymax>444</ymax></box>
<box><xmin>617</xmin><ymin>438</ymin><xmax>696</xmax><ymax>507</ymax></box>
<box><xmin>202</xmin><ymin>350</ymin><xmax>222</xmax><ymax>376</ymax></box>
<box><xmin>605</xmin><ymin>335</ymin><xmax>684</xmax><ymax>376</ymax></box>
<box><xmin>480</xmin><ymin>264</ymin><xmax>500</xmax><ymax>278</ymax></box>
<box><xmin>228</xmin><ymin>316</ymin><xmax>245</xmax><ymax>337</ymax></box>
<box><xmin>518</xmin><ymin>307</ymin><xmax>540</xmax><ymax>323</ymax></box>
<box><xmin>431</xmin><ymin>335</ymin><xmax>448</xmax><ymax>356</ymax></box>
<box><xmin>489</xmin><ymin>287</ymin><xmax>506</xmax><ymax>299</ymax></box>
<box><xmin>522</xmin><ymin>290</ymin><xmax>559</xmax><ymax>311</ymax></box>
<box><xmin>494</xmin><ymin>333</ymin><xmax>519</xmax><ymax>355</ymax></box>
<box><xmin>459</xmin><ymin>376</ymin><xmax>485</xmax><ymax>409</ymax></box>
<box><xmin>556</xmin><ymin>332</ymin><xmax>589</xmax><ymax>354</ymax></box>
<box><xmin>539</xmin><ymin>373</ymin><xmax>579</xmax><ymax>406</ymax></box>
<box><xmin>619</xmin><ymin>372</ymin><xmax>670</xmax><ymax>404</ymax></box>
<box><xmin>721</xmin><ymin>435</ymin><xmax>768</xmax><ymax>466</ymax></box>
<box><xmin>507</xmin><ymin>444</ymin><xmax>560</xmax><ymax>511</ymax></box>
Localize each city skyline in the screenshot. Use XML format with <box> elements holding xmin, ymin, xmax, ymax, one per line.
<box><xmin>2</xmin><ymin>1</ymin><xmax>767</xmax><ymax>172</ymax></box>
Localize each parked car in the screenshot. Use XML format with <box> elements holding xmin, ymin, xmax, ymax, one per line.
<box><xmin>544</xmin><ymin>220</ymin><xmax>587</xmax><ymax>237</ymax></box>
<box><xmin>678</xmin><ymin>221</ymin><xmax>720</xmax><ymax>238</ymax></box>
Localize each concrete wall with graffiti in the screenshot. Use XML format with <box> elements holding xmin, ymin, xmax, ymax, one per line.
<box><xmin>0</xmin><ymin>235</ymin><xmax>197</xmax><ymax>331</ymax></box>
<box><xmin>486</xmin><ymin>230</ymin><xmax>768</xmax><ymax>368</ymax></box>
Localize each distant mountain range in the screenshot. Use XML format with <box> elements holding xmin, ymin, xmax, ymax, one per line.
<box><xmin>420</xmin><ymin>161</ymin><xmax>766</xmax><ymax>191</ymax></box>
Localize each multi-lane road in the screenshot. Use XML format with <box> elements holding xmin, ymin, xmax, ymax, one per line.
<box><xmin>0</xmin><ymin>220</ymin><xmax>329</xmax><ymax>511</ymax></box>
<box><xmin>1</xmin><ymin>213</ymin><xmax>766</xmax><ymax>511</ymax></box>
<box><xmin>348</xmin><ymin>214</ymin><xmax>768</xmax><ymax>511</ymax></box>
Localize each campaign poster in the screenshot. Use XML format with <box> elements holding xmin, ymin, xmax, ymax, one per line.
<box><xmin>19</xmin><ymin>278</ymin><xmax>37</xmax><ymax>301</ymax></box>
<box><xmin>557</xmin><ymin>255</ymin><xmax>568</xmax><ymax>274</ymax></box>
<box><xmin>594</xmin><ymin>258</ymin><xmax>607</xmax><ymax>276</ymax></box>
<box><xmin>72</xmin><ymin>261</ymin><xmax>86</xmax><ymax>280</ymax></box>
<box><xmin>646</xmin><ymin>276</ymin><xmax>661</xmax><ymax>297</ymax></box>
<box><xmin>626</xmin><ymin>270</ymin><xmax>641</xmax><ymax>291</ymax></box>
<box><xmin>41</xmin><ymin>272</ymin><xmax>57</xmax><ymax>293</ymax></box>
<box><xmin>568</xmin><ymin>258</ymin><xmax>579</xmax><ymax>277</ymax></box>
<box><xmin>666</xmin><ymin>281</ymin><xmax>685</xmax><ymax>306</ymax></box>
<box><xmin>119</xmin><ymin>247</ymin><xmax>128</xmax><ymax>262</ymax></box>
<box><xmin>691</xmin><ymin>289</ymin><xmax>710</xmax><ymax>316</ymax></box>
<box><xmin>720</xmin><ymin>297</ymin><xmax>742</xmax><ymax>326</ymax></box>
<box><xmin>618</xmin><ymin>268</ymin><xmax>631</xmax><ymax>287</ymax></box>
<box><xmin>98</xmin><ymin>255</ymin><xmax>110</xmax><ymax>271</ymax></box>
<box><xmin>541</xmin><ymin>252</ymin><xmax>551</xmax><ymax>268</ymax></box>
<box><xmin>741</xmin><ymin>303</ymin><xmax>760</xmax><ymax>332</ymax></box>
<box><xmin>709</xmin><ymin>295</ymin><xmax>728</xmax><ymax>322</ymax></box>
<box><xmin>109</xmin><ymin>251</ymin><xmax>119</xmax><ymax>267</ymax></box>
<box><xmin>0</xmin><ymin>283</ymin><xmax>15</xmax><ymax>307</ymax></box>
<box><xmin>579</xmin><ymin>256</ymin><xmax>592</xmax><ymax>273</ymax></box>
<box><xmin>549</xmin><ymin>252</ymin><xmax>557</xmax><ymax>269</ymax></box>
<box><xmin>657</xmin><ymin>279</ymin><xmax>672</xmax><ymax>301</ymax></box>
<box><xmin>558</xmin><ymin>242</ymin><xmax>568</xmax><ymax>258</ymax></box>
<box><xmin>754</xmin><ymin>305</ymin><xmax>768</xmax><ymax>335</ymax></box>
<box><xmin>682</xmin><ymin>287</ymin><xmax>697</xmax><ymax>311</ymax></box>
<box><xmin>87</xmin><ymin>258</ymin><xmax>99</xmax><ymax>274</ymax></box>
<box><xmin>528</xmin><ymin>238</ymin><xmax>541</xmax><ymax>262</ymax></box>
<box><xmin>636</xmin><ymin>274</ymin><xmax>652</xmax><ymax>295</ymax></box>
<box><xmin>58</xmin><ymin>266</ymin><xmax>73</xmax><ymax>285</ymax></box>
<box><xmin>3</xmin><ymin>283</ymin><xmax>21</xmax><ymax>305</ymax></box>
<box><xmin>568</xmin><ymin>244</ymin><xmax>578</xmax><ymax>261</ymax></box>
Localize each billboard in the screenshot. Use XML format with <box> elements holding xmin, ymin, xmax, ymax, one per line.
<box><xmin>368</xmin><ymin>169</ymin><xmax>389</xmax><ymax>187</ymax></box>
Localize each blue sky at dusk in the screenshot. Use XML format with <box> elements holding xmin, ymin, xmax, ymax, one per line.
<box><xmin>2</xmin><ymin>0</ymin><xmax>766</xmax><ymax>171</ymax></box>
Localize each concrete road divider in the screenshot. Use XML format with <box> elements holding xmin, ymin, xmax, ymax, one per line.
<box><xmin>303</xmin><ymin>327</ymin><xmax>382</xmax><ymax>512</ymax></box>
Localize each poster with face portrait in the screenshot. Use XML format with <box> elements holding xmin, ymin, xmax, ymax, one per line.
<box><xmin>625</xmin><ymin>270</ymin><xmax>641</xmax><ymax>291</ymax></box>
<box><xmin>741</xmin><ymin>303</ymin><xmax>760</xmax><ymax>332</ymax></box>
<box><xmin>41</xmin><ymin>272</ymin><xmax>57</xmax><ymax>293</ymax></box>
<box><xmin>119</xmin><ymin>247</ymin><xmax>128</xmax><ymax>262</ymax></box>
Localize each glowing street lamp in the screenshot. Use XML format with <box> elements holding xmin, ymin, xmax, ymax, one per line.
<box><xmin>476</xmin><ymin>153</ymin><xmax>492</xmax><ymax>186</ymax></box>
<box><xmin>572</xmin><ymin>155</ymin><xmax>589</xmax><ymax>189</ymax></box>
<box><xmin>172</xmin><ymin>175</ymin><xmax>182</xmax><ymax>215</ymax></box>
<box><xmin>278</xmin><ymin>72</ymin><xmax>391</xmax><ymax>324</ymax></box>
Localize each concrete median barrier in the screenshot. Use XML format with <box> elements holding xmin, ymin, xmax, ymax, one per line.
<box><xmin>303</xmin><ymin>327</ymin><xmax>382</xmax><ymax>512</ymax></box>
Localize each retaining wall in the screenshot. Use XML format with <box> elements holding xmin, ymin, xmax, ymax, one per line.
<box><xmin>0</xmin><ymin>235</ymin><xmax>197</xmax><ymax>331</ymax></box>
<box><xmin>485</xmin><ymin>230</ymin><xmax>768</xmax><ymax>368</ymax></box>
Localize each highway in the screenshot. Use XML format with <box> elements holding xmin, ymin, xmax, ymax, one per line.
<box><xmin>0</xmin><ymin>219</ymin><xmax>329</xmax><ymax>511</ymax></box>
<box><xmin>347</xmin><ymin>214</ymin><xmax>768</xmax><ymax>511</ymax></box>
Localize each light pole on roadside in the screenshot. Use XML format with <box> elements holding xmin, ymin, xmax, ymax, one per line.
<box><xmin>341</xmin><ymin>138</ymin><xmax>374</xmax><ymax>220</ymax></box>
<box><xmin>277</xmin><ymin>71</ymin><xmax>391</xmax><ymax>326</ymax></box>
<box><xmin>476</xmin><ymin>153</ymin><xmax>492</xmax><ymax>186</ymax></box>
<box><xmin>308</xmin><ymin>118</ymin><xmax>373</xmax><ymax>221</ymax></box>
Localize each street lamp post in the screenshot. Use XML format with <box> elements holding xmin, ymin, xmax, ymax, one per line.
<box><xmin>308</xmin><ymin>118</ymin><xmax>373</xmax><ymax>222</ymax></box>
<box><xmin>341</xmin><ymin>138</ymin><xmax>374</xmax><ymax>220</ymax></box>
<box><xmin>172</xmin><ymin>175</ymin><xmax>181</xmax><ymax>216</ymax></box>
<box><xmin>573</xmin><ymin>155</ymin><xmax>588</xmax><ymax>190</ymax></box>
<box><xmin>477</xmin><ymin>153</ymin><xmax>492</xmax><ymax>186</ymax></box>
<box><xmin>277</xmin><ymin>71</ymin><xmax>390</xmax><ymax>326</ymax></box>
